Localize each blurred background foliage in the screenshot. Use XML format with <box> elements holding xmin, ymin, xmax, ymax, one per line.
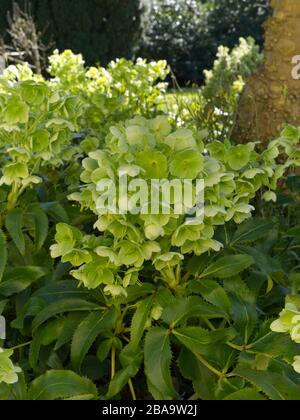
<box><xmin>0</xmin><ymin>0</ymin><xmax>271</xmax><ymax>84</ymax></box>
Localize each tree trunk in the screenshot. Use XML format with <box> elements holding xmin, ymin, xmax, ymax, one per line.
<box><xmin>232</xmin><ymin>0</ymin><xmax>300</xmax><ymax>145</ymax></box>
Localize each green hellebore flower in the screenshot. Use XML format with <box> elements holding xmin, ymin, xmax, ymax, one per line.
<box><xmin>293</xmin><ymin>356</ymin><xmax>300</xmax><ymax>374</ymax></box>
<box><xmin>149</xmin><ymin>115</ymin><xmax>172</xmax><ymax>138</ymax></box>
<box><xmin>182</xmin><ymin>238</ymin><xmax>223</xmax><ymax>256</ymax></box>
<box><xmin>104</xmin><ymin>285</ymin><xmax>127</xmax><ymax>297</ymax></box>
<box><xmin>55</xmin><ymin>223</ymin><xmax>83</xmax><ymax>246</ymax></box>
<box><xmin>31</xmin><ymin>129</ymin><xmax>50</xmax><ymax>153</ymax></box>
<box><xmin>207</xmin><ymin>141</ymin><xmax>227</xmax><ymax>160</ymax></box>
<box><xmin>95</xmin><ymin>246</ymin><xmax>118</xmax><ymax>263</ymax></box>
<box><xmin>1</xmin><ymin>162</ymin><xmax>29</xmax><ymax>185</ymax></box>
<box><xmin>125</xmin><ymin>125</ymin><xmax>155</xmax><ymax>149</ymax></box>
<box><xmin>172</xmin><ymin>223</ymin><xmax>203</xmax><ymax>247</ymax></box>
<box><xmin>225</xmin><ymin>203</ymin><xmax>255</xmax><ymax>224</ymax></box>
<box><xmin>170</xmin><ymin>149</ymin><xmax>204</xmax><ymax>179</ymax></box>
<box><xmin>117</xmin><ymin>241</ymin><xmax>145</xmax><ymax>267</ymax></box>
<box><xmin>71</xmin><ymin>263</ymin><xmax>114</xmax><ymax>289</ymax></box>
<box><xmin>4</xmin><ymin>97</ymin><xmax>29</xmax><ymax>124</ymax></box>
<box><xmin>123</xmin><ymin>268</ymin><xmax>140</xmax><ymax>288</ymax></box>
<box><xmin>165</xmin><ymin>128</ymin><xmax>196</xmax><ymax>151</ymax></box>
<box><xmin>151</xmin><ymin>305</ymin><xmax>163</xmax><ymax>321</ymax></box>
<box><xmin>20</xmin><ymin>81</ymin><xmax>48</xmax><ymax>105</ymax></box>
<box><xmin>142</xmin><ymin>241</ymin><xmax>161</xmax><ymax>260</ymax></box>
<box><xmin>270</xmin><ymin>303</ymin><xmax>300</xmax><ymax>334</ymax></box>
<box><xmin>291</xmin><ymin>322</ymin><xmax>300</xmax><ymax>343</ymax></box>
<box><xmin>154</xmin><ymin>252</ymin><xmax>184</xmax><ymax>271</ymax></box>
<box><xmin>80</xmin><ymin>136</ymin><xmax>100</xmax><ymax>154</ymax></box>
<box><xmin>136</xmin><ymin>150</ymin><xmax>168</xmax><ymax>179</ymax></box>
<box><xmin>0</xmin><ymin>348</ymin><xmax>21</xmax><ymax>385</ymax></box>
<box><xmin>61</xmin><ymin>249</ymin><xmax>92</xmax><ymax>266</ymax></box>
<box><xmin>145</xmin><ymin>223</ymin><xmax>164</xmax><ymax>240</ymax></box>
<box><xmin>51</xmin><ymin>223</ymin><xmax>83</xmax><ymax>258</ymax></box>
<box><xmin>226</xmin><ymin>145</ymin><xmax>251</xmax><ymax>171</ymax></box>
<box><xmin>8</xmin><ymin>147</ymin><xmax>30</xmax><ymax>163</ymax></box>
<box><xmin>262</xmin><ymin>191</ymin><xmax>277</xmax><ymax>203</ymax></box>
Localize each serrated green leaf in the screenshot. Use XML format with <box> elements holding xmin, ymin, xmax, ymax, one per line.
<box><xmin>71</xmin><ymin>308</ymin><xmax>118</xmax><ymax>372</ymax></box>
<box><xmin>107</xmin><ymin>345</ymin><xmax>143</xmax><ymax>398</ymax></box>
<box><xmin>0</xmin><ymin>266</ymin><xmax>48</xmax><ymax>297</ymax></box>
<box><xmin>130</xmin><ymin>296</ymin><xmax>153</xmax><ymax>349</ymax></box>
<box><xmin>231</xmin><ymin>218</ymin><xmax>277</xmax><ymax>246</ymax></box>
<box><xmin>32</xmin><ymin>299</ymin><xmax>100</xmax><ymax>331</ymax></box>
<box><xmin>28</xmin><ymin>370</ymin><xmax>97</xmax><ymax>400</ymax></box>
<box><xmin>234</xmin><ymin>368</ymin><xmax>300</xmax><ymax>400</ymax></box>
<box><xmin>162</xmin><ymin>296</ymin><xmax>227</xmax><ymax>327</ymax></box>
<box><xmin>173</xmin><ymin>327</ymin><xmax>236</xmax><ymax>358</ymax></box>
<box><xmin>0</xmin><ymin>230</ymin><xmax>7</xmax><ymax>282</ymax></box>
<box><xmin>29</xmin><ymin>319</ymin><xmax>65</xmax><ymax>371</ymax></box>
<box><xmin>199</xmin><ymin>255</ymin><xmax>254</xmax><ymax>279</ymax></box>
<box><xmin>224</xmin><ymin>278</ymin><xmax>257</xmax><ymax>344</ymax></box>
<box><xmin>32</xmin><ymin>280</ymin><xmax>90</xmax><ymax>303</ymax></box>
<box><xmin>248</xmin><ymin>332</ymin><xmax>300</xmax><ymax>363</ymax></box>
<box><xmin>223</xmin><ymin>387</ymin><xmax>266</xmax><ymax>400</ymax></box>
<box><xmin>190</xmin><ymin>280</ymin><xmax>231</xmax><ymax>315</ymax></box>
<box><xmin>5</xmin><ymin>209</ymin><xmax>25</xmax><ymax>255</ymax></box>
<box><xmin>178</xmin><ymin>347</ymin><xmax>216</xmax><ymax>400</ymax></box>
<box><xmin>54</xmin><ymin>313</ymin><xmax>86</xmax><ymax>351</ymax></box>
<box><xmin>29</xmin><ymin>206</ymin><xmax>49</xmax><ymax>251</ymax></box>
<box><xmin>144</xmin><ymin>327</ymin><xmax>177</xmax><ymax>400</ymax></box>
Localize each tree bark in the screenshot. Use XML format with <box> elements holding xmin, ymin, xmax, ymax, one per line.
<box><xmin>232</xmin><ymin>0</ymin><xmax>300</xmax><ymax>145</ymax></box>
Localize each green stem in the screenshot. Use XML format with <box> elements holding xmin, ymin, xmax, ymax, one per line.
<box><xmin>195</xmin><ymin>353</ymin><xmax>223</xmax><ymax>378</ymax></box>
<box><xmin>111</xmin><ymin>346</ymin><xmax>116</xmax><ymax>380</ymax></box>
<box><xmin>226</xmin><ymin>342</ymin><xmax>246</xmax><ymax>351</ymax></box>
<box><xmin>128</xmin><ymin>378</ymin><xmax>137</xmax><ymax>401</ymax></box>
<box><xmin>10</xmin><ymin>341</ymin><xmax>32</xmax><ymax>351</ymax></box>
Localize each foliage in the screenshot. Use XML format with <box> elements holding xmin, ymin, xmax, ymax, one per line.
<box><xmin>47</xmin><ymin>50</ymin><xmax>169</xmax><ymax>138</ymax></box>
<box><xmin>166</xmin><ymin>37</ymin><xmax>263</xmax><ymax>142</ymax></box>
<box><xmin>0</xmin><ymin>1</ymin><xmax>51</xmax><ymax>74</ymax></box>
<box><xmin>139</xmin><ymin>0</ymin><xmax>270</xmax><ymax>84</ymax></box>
<box><xmin>0</xmin><ymin>48</ymin><xmax>300</xmax><ymax>401</ymax></box>
<box><xmin>51</xmin><ymin>117</ymin><xmax>298</xmax><ymax>295</ymax></box>
<box><xmin>0</xmin><ymin>0</ymin><xmax>145</xmax><ymax>66</ymax></box>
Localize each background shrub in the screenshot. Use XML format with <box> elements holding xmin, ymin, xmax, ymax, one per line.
<box><xmin>0</xmin><ymin>0</ymin><xmax>145</xmax><ymax>66</ymax></box>
<box><xmin>139</xmin><ymin>0</ymin><xmax>270</xmax><ymax>84</ymax></box>
<box><xmin>0</xmin><ymin>0</ymin><xmax>270</xmax><ymax>83</ymax></box>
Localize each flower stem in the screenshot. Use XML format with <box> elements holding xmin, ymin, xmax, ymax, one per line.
<box><xmin>111</xmin><ymin>346</ymin><xmax>116</xmax><ymax>380</ymax></box>
<box><xmin>10</xmin><ymin>341</ymin><xmax>32</xmax><ymax>351</ymax></box>
<box><xmin>128</xmin><ymin>378</ymin><xmax>136</xmax><ymax>400</ymax></box>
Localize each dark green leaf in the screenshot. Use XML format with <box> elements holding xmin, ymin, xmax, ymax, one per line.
<box><xmin>32</xmin><ymin>299</ymin><xmax>100</xmax><ymax>331</ymax></box>
<box><xmin>199</xmin><ymin>255</ymin><xmax>254</xmax><ymax>279</ymax></box>
<box><xmin>223</xmin><ymin>387</ymin><xmax>266</xmax><ymax>400</ymax></box>
<box><xmin>29</xmin><ymin>206</ymin><xmax>49</xmax><ymax>251</ymax></box>
<box><xmin>234</xmin><ymin>368</ymin><xmax>300</xmax><ymax>400</ymax></box>
<box><xmin>5</xmin><ymin>208</ymin><xmax>25</xmax><ymax>255</ymax></box>
<box><xmin>131</xmin><ymin>296</ymin><xmax>153</xmax><ymax>349</ymax></box>
<box><xmin>0</xmin><ymin>230</ymin><xmax>7</xmax><ymax>281</ymax></box>
<box><xmin>173</xmin><ymin>327</ymin><xmax>236</xmax><ymax>358</ymax></box>
<box><xmin>248</xmin><ymin>332</ymin><xmax>300</xmax><ymax>363</ymax></box>
<box><xmin>231</xmin><ymin>218</ymin><xmax>277</xmax><ymax>246</ymax></box>
<box><xmin>29</xmin><ymin>319</ymin><xmax>65</xmax><ymax>371</ymax></box>
<box><xmin>28</xmin><ymin>370</ymin><xmax>98</xmax><ymax>400</ymax></box>
<box><xmin>144</xmin><ymin>327</ymin><xmax>177</xmax><ymax>400</ymax></box>
<box><xmin>71</xmin><ymin>308</ymin><xmax>118</xmax><ymax>372</ymax></box>
<box><xmin>0</xmin><ymin>266</ymin><xmax>48</xmax><ymax>297</ymax></box>
<box><xmin>162</xmin><ymin>296</ymin><xmax>227</xmax><ymax>326</ymax></box>
<box><xmin>190</xmin><ymin>280</ymin><xmax>231</xmax><ymax>315</ymax></box>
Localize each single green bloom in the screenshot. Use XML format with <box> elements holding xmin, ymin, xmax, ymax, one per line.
<box><xmin>4</xmin><ymin>97</ymin><xmax>29</xmax><ymax>124</ymax></box>
<box><xmin>136</xmin><ymin>150</ymin><xmax>168</xmax><ymax>179</ymax></box>
<box><xmin>226</xmin><ymin>145</ymin><xmax>251</xmax><ymax>170</ymax></box>
<box><xmin>170</xmin><ymin>149</ymin><xmax>204</xmax><ymax>179</ymax></box>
